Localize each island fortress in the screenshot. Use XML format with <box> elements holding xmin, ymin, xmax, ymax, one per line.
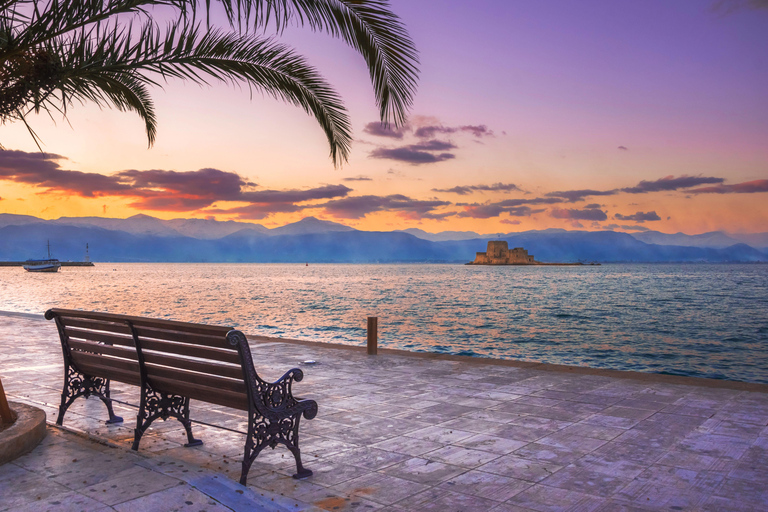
<box><xmin>470</xmin><ymin>241</ymin><xmax>538</xmax><ymax>265</ymax></box>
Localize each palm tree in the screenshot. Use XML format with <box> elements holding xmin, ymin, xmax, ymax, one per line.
<box><xmin>0</xmin><ymin>0</ymin><xmax>418</xmax><ymax>165</ymax></box>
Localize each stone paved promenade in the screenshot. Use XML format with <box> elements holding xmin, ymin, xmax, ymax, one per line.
<box><xmin>1</xmin><ymin>312</ymin><xmax>767</xmax><ymax>511</ymax></box>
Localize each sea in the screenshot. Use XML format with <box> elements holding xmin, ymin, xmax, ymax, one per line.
<box><xmin>1</xmin><ymin>263</ymin><xmax>767</xmax><ymax>384</ymax></box>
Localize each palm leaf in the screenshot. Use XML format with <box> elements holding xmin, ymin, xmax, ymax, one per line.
<box><xmin>15</xmin><ymin>19</ymin><xmax>352</xmax><ymax>162</ymax></box>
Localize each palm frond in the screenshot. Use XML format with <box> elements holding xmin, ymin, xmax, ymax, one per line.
<box><xmin>14</xmin><ymin>19</ymin><xmax>351</xmax><ymax>163</ymax></box>
<box><xmin>212</xmin><ymin>0</ymin><xmax>419</xmax><ymax>126</ymax></box>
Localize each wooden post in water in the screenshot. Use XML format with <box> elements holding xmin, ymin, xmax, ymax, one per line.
<box><xmin>367</xmin><ymin>317</ymin><xmax>378</xmax><ymax>355</ymax></box>
<box><xmin>0</xmin><ymin>377</ymin><xmax>16</xmax><ymax>425</ymax></box>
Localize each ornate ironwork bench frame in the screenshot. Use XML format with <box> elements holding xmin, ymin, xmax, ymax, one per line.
<box><xmin>45</xmin><ymin>308</ymin><xmax>318</xmax><ymax>484</ymax></box>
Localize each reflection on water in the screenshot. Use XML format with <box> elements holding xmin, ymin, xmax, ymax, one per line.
<box><xmin>1</xmin><ymin>263</ymin><xmax>767</xmax><ymax>383</ymax></box>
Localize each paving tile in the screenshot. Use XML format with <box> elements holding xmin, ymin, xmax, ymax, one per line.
<box><xmin>77</xmin><ymin>466</ymin><xmax>182</xmax><ymax>506</ymax></box>
<box><xmin>507</xmin><ymin>484</ymin><xmax>602</xmax><ymax>512</ymax></box>
<box><xmin>556</xmin><ymin>423</ymin><xmax>626</xmax><ymax>441</ymax></box>
<box><xmin>536</xmin><ymin>432</ymin><xmax>607</xmax><ymax>453</ymax></box>
<box><xmin>112</xmin><ymin>485</ymin><xmax>232</xmax><ymax>511</ymax></box>
<box><xmin>478</xmin><ymin>454</ymin><xmax>563</xmax><ymax>482</ymax></box>
<box><xmin>8</xmin><ymin>491</ymin><xmax>111</xmax><ymax>512</ymax></box>
<box><xmin>380</xmin><ymin>457</ymin><xmax>467</xmax><ymax>485</ymax></box>
<box><xmin>615</xmin><ymin>479</ymin><xmax>710</xmax><ymax>509</ymax></box>
<box><xmin>455</xmin><ymin>433</ymin><xmax>529</xmax><ymax>454</ymax></box>
<box><xmin>512</xmin><ymin>442</ymin><xmax>586</xmax><ymax>466</ymax></box>
<box><xmin>582</xmin><ymin>414</ymin><xmax>641</xmax><ymax>429</ymax></box>
<box><xmin>700</xmin><ymin>496</ymin><xmax>767</xmax><ymax>511</ymax></box>
<box><xmin>0</xmin><ymin>464</ymin><xmax>72</xmax><ymax>511</ymax></box>
<box><xmin>320</xmin><ymin>446</ymin><xmax>412</xmax><ymax>471</ymax></box>
<box><xmin>439</xmin><ymin>469</ymin><xmax>532</xmax><ymax>501</ymax></box>
<box><xmin>589</xmin><ymin>441</ymin><xmax>667</xmax><ymax>466</ymax></box>
<box><xmin>423</xmin><ymin>445</ymin><xmax>501</xmax><ymax>468</ymax></box>
<box><xmin>395</xmin><ymin>487</ymin><xmax>501</xmax><ymax>512</ymax></box>
<box><xmin>540</xmin><ymin>465</ymin><xmax>632</xmax><ymax>497</ymax></box>
<box><xmin>404</xmin><ymin>425</ymin><xmax>476</xmax><ymax>444</ymax></box>
<box><xmin>331</xmin><ymin>472</ymin><xmax>430</xmax><ymax>505</ymax></box>
<box><xmin>712</xmin><ymin>476</ymin><xmax>768</xmax><ymax>505</ymax></box>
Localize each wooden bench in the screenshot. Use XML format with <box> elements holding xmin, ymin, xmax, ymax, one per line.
<box><xmin>45</xmin><ymin>308</ymin><xmax>318</xmax><ymax>483</ymax></box>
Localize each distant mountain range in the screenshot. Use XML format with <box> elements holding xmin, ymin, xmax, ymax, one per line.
<box><xmin>1</xmin><ymin>213</ymin><xmax>766</xmax><ymax>263</ymax></box>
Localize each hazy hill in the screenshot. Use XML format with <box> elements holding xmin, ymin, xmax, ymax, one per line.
<box><xmin>54</xmin><ymin>214</ymin><xmax>183</xmax><ymax>237</ymax></box>
<box><xmin>0</xmin><ymin>213</ymin><xmax>47</xmax><ymax>228</ymax></box>
<box><xmin>163</xmin><ymin>217</ymin><xmax>269</xmax><ymax>239</ymax></box>
<box><xmin>729</xmin><ymin>232</ymin><xmax>768</xmax><ymax>251</ymax></box>
<box><xmin>629</xmin><ymin>230</ymin><xmax>744</xmax><ymax>249</ymax></box>
<box><xmin>269</xmin><ymin>216</ymin><xmax>357</xmax><ymax>236</ymax></box>
<box><xmin>398</xmin><ymin>228</ymin><xmax>486</xmax><ymax>242</ymax></box>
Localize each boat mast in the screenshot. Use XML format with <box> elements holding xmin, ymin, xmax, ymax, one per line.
<box><xmin>47</xmin><ymin>240</ymin><xmax>51</xmax><ymax>259</ymax></box>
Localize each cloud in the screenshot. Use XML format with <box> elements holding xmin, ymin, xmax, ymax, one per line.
<box><xmin>500</xmin><ymin>219</ymin><xmax>521</xmax><ymax>225</ymax></box>
<box><xmin>367</xmin><ymin>118</ymin><xmax>494</xmax><ymax>165</ymax></box>
<box><xmin>370</xmin><ymin>145</ymin><xmax>455</xmax><ymax>164</ymax></box>
<box><xmin>621</xmin><ymin>225</ymin><xmax>650</xmax><ymax>231</ymax></box>
<box><xmin>432</xmin><ymin>183</ymin><xmax>521</xmax><ymax>195</ymax></box>
<box><xmin>495</xmin><ymin>197</ymin><xmax>562</xmax><ymax>207</ymax></box>
<box><xmin>618</xmin><ymin>146</ymin><xmax>628</xmax><ymax>151</ymax></box>
<box><xmin>622</xmin><ymin>175</ymin><xmax>724</xmax><ymax>194</ymax></box>
<box><xmin>414</xmin><ymin>124</ymin><xmax>494</xmax><ymax>139</ymax></box>
<box><xmin>342</xmin><ymin>176</ymin><xmax>372</xmax><ymax>182</ymax></box>
<box><xmin>200</xmin><ymin>184</ymin><xmax>352</xmax><ymax>219</ymax></box>
<box><xmin>0</xmin><ymin>149</ymin><xmax>356</xmax><ymax>214</ymax></box>
<box><xmin>550</xmin><ymin>207</ymin><xmax>608</xmax><ymax>221</ymax></box>
<box><xmin>408</xmin><ymin>140</ymin><xmax>457</xmax><ymax>151</ymax></box>
<box><xmin>546</xmin><ymin>189</ymin><xmax>617</xmax><ymax>203</ymax></box>
<box><xmin>686</xmin><ymin>179</ymin><xmax>768</xmax><ymax>194</ymax></box>
<box><xmin>0</xmin><ymin>149</ymin><xmax>134</xmax><ymax>196</ymax></box>
<box><xmin>457</xmin><ymin>204</ymin><xmax>543</xmax><ymax>219</ymax></box>
<box><xmin>118</xmin><ymin>167</ymin><xmax>253</xmax><ymax>198</ymax></box>
<box><xmin>614</xmin><ymin>211</ymin><xmax>661</xmax><ymax>222</ymax></box>
<box><xmin>238</xmin><ymin>184</ymin><xmax>351</xmax><ymax>203</ymax></box>
<box><xmin>203</xmin><ymin>202</ymin><xmax>306</xmax><ymax>220</ymax></box>
<box><xmin>362</xmin><ymin>122</ymin><xmax>409</xmax><ymax>139</ymax></box>
<box><xmin>320</xmin><ymin>194</ymin><xmax>450</xmax><ymax>219</ymax></box>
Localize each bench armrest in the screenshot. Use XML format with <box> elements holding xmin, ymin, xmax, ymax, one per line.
<box><xmin>254</xmin><ymin>368</ymin><xmax>317</xmax><ymax>419</ymax></box>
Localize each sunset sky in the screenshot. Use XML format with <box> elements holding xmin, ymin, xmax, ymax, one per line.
<box><xmin>1</xmin><ymin>0</ymin><xmax>767</xmax><ymax>235</ymax></box>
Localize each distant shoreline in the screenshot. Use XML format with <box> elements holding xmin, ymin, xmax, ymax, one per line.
<box><xmin>466</xmin><ymin>262</ymin><xmax>598</xmax><ymax>266</ymax></box>
<box><xmin>0</xmin><ymin>261</ymin><xmax>94</xmax><ymax>267</ymax></box>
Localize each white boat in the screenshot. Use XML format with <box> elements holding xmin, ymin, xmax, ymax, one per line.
<box><xmin>23</xmin><ymin>241</ymin><xmax>61</xmax><ymax>273</ymax></box>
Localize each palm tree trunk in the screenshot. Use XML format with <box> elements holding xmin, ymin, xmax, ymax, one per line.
<box><xmin>0</xmin><ymin>377</ymin><xmax>16</xmax><ymax>426</ymax></box>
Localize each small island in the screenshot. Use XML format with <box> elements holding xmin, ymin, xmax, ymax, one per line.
<box><xmin>467</xmin><ymin>241</ymin><xmax>590</xmax><ymax>266</ymax></box>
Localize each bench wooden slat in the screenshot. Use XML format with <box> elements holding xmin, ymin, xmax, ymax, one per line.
<box><xmin>140</xmin><ymin>338</ymin><xmax>241</xmax><ymax>365</ymax></box>
<box><xmin>69</xmin><ymin>339</ymin><xmax>138</xmax><ymax>360</ymax></box>
<box><xmin>72</xmin><ymin>351</ymin><xmax>140</xmax><ymax>375</ymax></box>
<box><xmin>142</xmin><ymin>352</ymin><xmax>243</xmax><ymax>380</ymax></box>
<box><xmin>66</xmin><ymin>328</ymin><xmax>135</xmax><ymax>348</ymax></box>
<box><xmin>59</xmin><ymin>316</ymin><xmax>132</xmax><ymax>335</ymax></box>
<box><xmin>145</xmin><ymin>364</ymin><xmax>247</xmax><ymax>394</ymax></box>
<box><xmin>49</xmin><ymin>308</ymin><xmax>232</xmax><ymax>335</ymax></box>
<box><xmin>148</xmin><ymin>375</ymin><xmax>248</xmax><ymax>410</ymax></box>
<box><xmin>72</xmin><ymin>358</ymin><xmax>141</xmax><ymax>386</ymax></box>
<box><xmin>133</xmin><ymin>326</ymin><xmax>234</xmax><ymax>350</ymax></box>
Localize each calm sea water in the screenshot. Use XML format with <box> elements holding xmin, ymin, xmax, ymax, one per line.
<box><xmin>1</xmin><ymin>263</ymin><xmax>767</xmax><ymax>383</ymax></box>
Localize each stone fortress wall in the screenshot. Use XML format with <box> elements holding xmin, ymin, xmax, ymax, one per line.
<box><xmin>471</xmin><ymin>241</ymin><xmax>537</xmax><ymax>265</ymax></box>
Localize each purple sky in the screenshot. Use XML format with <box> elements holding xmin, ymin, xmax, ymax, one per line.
<box><xmin>1</xmin><ymin>0</ymin><xmax>766</xmax><ymax>233</ymax></box>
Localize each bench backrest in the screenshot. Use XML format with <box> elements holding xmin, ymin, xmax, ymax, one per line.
<box><xmin>46</xmin><ymin>309</ymin><xmax>252</xmax><ymax>411</ymax></box>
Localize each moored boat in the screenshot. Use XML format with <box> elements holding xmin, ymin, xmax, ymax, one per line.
<box><xmin>23</xmin><ymin>241</ymin><xmax>61</xmax><ymax>273</ymax></box>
